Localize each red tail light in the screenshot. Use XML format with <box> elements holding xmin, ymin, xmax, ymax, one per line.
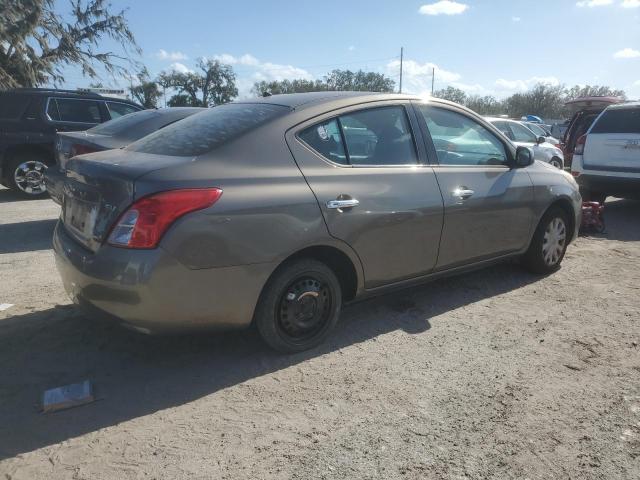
<box><xmin>107</xmin><ymin>188</ymin><xmax>223</xmax><ymax>249</ymax></box>
<box><xmin>574</xmin><ymin>134</ymin><xmax>587</xmax><ymax>155</ymax></box>
<box><xmin>71</xmin><ymin>144</ymin><xmax>99</xmax><ymax>157</ymax></box>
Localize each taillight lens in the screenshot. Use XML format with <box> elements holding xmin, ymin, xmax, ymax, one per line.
<box><xmin>71</xmin><ymin>144</ymin><xmax>99</xmax><ymax>157</ymax></box>
<box><xmin>574</xmin><ymin>134</ymin><xmax>587</xmax><ymax>155</ymax></box>
<box><xmin>108</xmin><ymin>188</ymin><xmax>223</xmax><ymax>249</ymax></box>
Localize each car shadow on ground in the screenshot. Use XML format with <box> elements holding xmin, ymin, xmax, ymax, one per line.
<box><xmin>599</xmin><ymin>199</ymin><xmax>640</xmax><ymax>242</ymax></box>
<box><xmin>0</xmin><ymin>219</ymin><xmax>57</xmax><ymax>254</ymax></box>
<box><xmin>0</xmin><ymin>188</ymin><xmax>48</xmax><ymax>204</ymax></box>
<box><xmin>0</xmin><ymin>262</ymin><xmax>541</xmax><ymax>460</ymax></box>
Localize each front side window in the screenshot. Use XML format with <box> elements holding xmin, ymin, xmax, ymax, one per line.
<box><xmin>591</xmin><ymin>108</ymin><xmax>640</xmax><ymax>134</ymax></box>
<box><xmin>418</xmin><ymin>106</ymin><xmax>508</xmax><ymax>166</ymax></box>
<box><xmin>298</xmin><ymin>106</ymin><xmax>417</xmax><ymax>166</ymax></box>
<box><xmin>509</xmin><ymin>122</ymin><xmax>538</xmax><ymax>143</ymax></box>
<box><xmin>49</xmin><ymin>98</ymin><xmax>102</xmax><ymax>123</ymax></box>
<box><xmin>492</xmin><ymin>120</ymin><xmax>515</xmax><ymax>140</ymax></box>
<box><xmin>107</xmin><ymin>101</ymin><xmax>139</xmax><ymax>119</ymax></box>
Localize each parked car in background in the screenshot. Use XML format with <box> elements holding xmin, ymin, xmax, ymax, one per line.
<box><xmin>571</xmin><ymin>102</ymin><xmax>640</xmax><ymax>203</ymax></box>
<box><xmin>486</xmin><ymin>117</ymin><xmax>565</xmax><ymax>168</ymax></box>
<box><xmin>54</xmin><ymin>92</ymin><xmax>581</xmax><ymax>353</ymax></box>
<box><xmin>46</xmin><ymin>107</ymin><xmax>205</xmax><ymax>204</ymax></box>
<box><xmin>561</xmin><ymin>96</ymin><xmax>623</xmax><ymax>168</ymax></box>
<box><xmin>551</xmin><ymin>122</ymin><xmax>569</xmax><ymax>140</ymax></box>
<box><xmin>523</xmin><ymin>121</ymin><xmax>560</xmax><ymax>146</ymax></box>
<box><xmin>0</xmin><ymin>88</ymin><xmax>143</xmax><ymax>197</ymax></box>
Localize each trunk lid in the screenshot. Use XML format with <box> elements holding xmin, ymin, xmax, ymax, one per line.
<box><xmin>61</xmin><ymin>149</ymin><xmax>192</xmax><ymax>251</ymax></box>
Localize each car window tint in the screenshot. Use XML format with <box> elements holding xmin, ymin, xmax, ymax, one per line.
<box><xmin>527</xmin><ymin>123</ymin><xmax>546</xmax><ymax>136</ymax></box>
<box><xmin>509</xmin><ymin>122</ymin><xmax>538</xmax><ymax>143</ymax></box>
<box><xmin>90</xmin><ymin>110</ymin><xmax>159</xmax><ymax>136</ymax></box>
<box><xmin>129</xmin><ymin>103</ymin><xmax>289</xmax><ymax>156</ymax></box>
<box><xmin>0</xmin><ymin>94</ymin><xmax>29</xmax><ymax>119</ymax></box>
<box><xmin>53</xmin><ymin>99</ymin><xmax>102</xmax><ymax>123</ymax></box>
<box><xmin>107</xmin><ymin>102</ymin><xmax>140</xmax><ymax>119</ymax></box>
<box><xmin>339</xmin><ymin>106</ymin><xmax>417</xmax><ymax>166</ymax></box>
<box><xmin>492</xmin><ymin>120</ymin><xmax>514</xmax><ymax>140</ymax></box>
<box><xmin>298</xmin><ymin>118</ymin><xmax>347</xmax><ymax>165</ymax></box>
<box><xmin>418</xmin><ymin>106</ymin><xmax>508</xmax><ymax>166</ymax></box>
<box><xmin>591</xmin><ymin>108</ymin><xmax>640</xmax><ymax>134</ymax></box>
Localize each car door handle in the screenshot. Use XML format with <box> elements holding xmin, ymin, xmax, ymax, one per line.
<box><xmin>452</xmin><ymin>188</ymin><xmax>474</xmax><ymax>200</ymax></box>
<box><xmin>326</xmin><ymin>198</ymin><xmax>360</xmax><ymax>209</ymax></box>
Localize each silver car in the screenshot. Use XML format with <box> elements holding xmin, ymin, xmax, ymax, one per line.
<box><xmin>487</xmin><ymin>117</ymin><xmax>565</xmax><ymax>169</ymax></box>
<box><xmin>54</xmin><ymin>92</ymin><xmax>581</xmax><ymax>352</ymax></box>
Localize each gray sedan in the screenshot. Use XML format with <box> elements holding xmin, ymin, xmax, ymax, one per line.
<box><xmin>53</xmin><ymin>92</ymin><xmax>581</xmax><ymax>353</ymax></box>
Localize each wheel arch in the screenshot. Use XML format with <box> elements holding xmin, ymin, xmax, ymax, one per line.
<box><xmin>1</xmin><ymin>144</ymin><xmax>55</xmax><ymax>179</ymax></box>
<box><xmin>544</xmin><ymin>196</ymin><xmax>577</xmax><ymax>241</ymax></box>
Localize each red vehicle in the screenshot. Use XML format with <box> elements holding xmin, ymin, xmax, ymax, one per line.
<box><xmin>561</xmin><ymin>96</ymin><xmax>623</xmax><ymax>168</ymax></box>
<box><xmin>580</xmin><ymin>201</ymin><xmax>605</xmax><ymax>234</ymax></box>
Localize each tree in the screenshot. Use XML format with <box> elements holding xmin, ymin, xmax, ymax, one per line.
<box><xmin>0</xmin><ymin>0</ymin><xmax>140</xmax><ymax>88</ymax></box>
<box><xmin>251</xmin><ymin>79</ymin><xmax>325</xmax><ymax>96</ymax></box>
<box><xmin>324</xmin><ymin>69</ymin><xmax>395</xmax><ymax>92</ymax></box>
<box><xmin>464</xmin><ymin>95</ymin><xmax>504</xmax><ymax>116</ymax></box>
<box><xmin>433</xmin><ymin>86</ymin><xmax>467</xmax><ymax>105</ymax></box>
<box><xmin>129</xmin><ymin>68</ymin><xmax>161</xmax><ymax>108</ymax></box>
<box><xmin>564</xmin><ymin>84</ymin><xmax>626</xmax><ymax>101</ymax></box>
<box><xmin>503</xmin><ymin>83</ymin><xmax>566</xmax><ymax>119</ymax></box>
<box><xmin>160</xmin><ymin>58</ymin><xmax>237</xmax><ymax>107</ymax></box>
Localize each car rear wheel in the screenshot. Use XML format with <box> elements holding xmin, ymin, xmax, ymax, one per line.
<box><xmin>7</xmin><ymin>152</ymin><xmax>51</xmax><ymax>197</ymax></box>
<box><xmin>523</xmin><ymin>207</ymin><xmax>569</xmax><ymax>274</ymax></box>
<box><xmin>550</xmin><ymin>157</ymin><xmax>563</xmax><ymax>169</ymax></box>
<box><xmin>255</xmin><ymin>259</ymin><xmax>342</xmax><ymax>353</ymax></box>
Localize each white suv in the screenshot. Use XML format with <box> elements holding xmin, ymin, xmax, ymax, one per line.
<box><xmin>571</xmin><ymin>102</ymin><xmax>640</xmax><ymax>203</ymax></box>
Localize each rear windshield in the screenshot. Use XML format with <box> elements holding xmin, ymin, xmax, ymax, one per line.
<box><xmin>89</xmin><ymin>109</ymin><xmax>158</xmax><ymax>136</ymax></box>
<box><xmin>0</xmin><ymin>93</ymin><xmax>29</xmax><ymax>120</ymax></box>
<box><xmin>591</xmin><ymin>108</ymin><xmax>640</xmax><ymax>134</ymax></box>
<box><xmin>128</xmin><ymin>103</ymin><xmax>289</xmax><ymax>156</ymax></box>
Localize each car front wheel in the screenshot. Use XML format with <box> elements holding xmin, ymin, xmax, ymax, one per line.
<box><xmin>550</xmin><ymin>157</ymin><xmax>563</xmax><ymax>169</ymax></box>
<box><xmin>523</xmin><ymin>207</ymin><xmax>569</xmax><ymax>274</ymax></box>
<box><xmin>255</xmin><ymin>259</ymin><xmax>342</xmax><ymax>353</ymax></box>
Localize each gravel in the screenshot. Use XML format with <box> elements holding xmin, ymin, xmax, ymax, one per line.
<box><xmin>0</xmin><ymin>186</ymin><xmax>639</xmax><ymax>480</ymax></box>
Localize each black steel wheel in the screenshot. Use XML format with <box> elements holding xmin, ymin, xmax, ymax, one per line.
<box><xmin>255</xmin><ymin>259</ymin><xmax>342</xmax><ymax>353</ymax></box>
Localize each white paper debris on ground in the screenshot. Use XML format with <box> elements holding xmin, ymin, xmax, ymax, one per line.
<box><xmin>42</xmin><ymin>380</ymin><xmax>95</xmax><ymax>413</ymax></box>
<box><xmin>0</xmin><ymin>303</ymin><xmax>14</xmax><ymax>311</ymax></box>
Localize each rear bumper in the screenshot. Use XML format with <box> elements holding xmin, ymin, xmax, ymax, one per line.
<box><xmin>53</xmin><ymin>221</ymin><xmax>276</xmax><ymax>334</ymax></box>
<box><xmin>577</xmin><ymin>173</ymin><xmax>640</xmax><ymax>200</ymax></box>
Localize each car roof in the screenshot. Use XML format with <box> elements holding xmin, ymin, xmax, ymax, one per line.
<box><xmin>2</xmin><ymin>88</ymin><xmax>142</xmax><ymax>106</ymax></box>
<box><xmin>234</xmin><ymin>91</ymin><xmax>427</xmax><ymax>110</ymax></box>
<box><xmin>604</xmin><ymin>101</ymin><xmax>640</xmax><ymax>110</ymax></box>
<box><xmin>484</xmin><ymin>117</ymin><xmax>520</xmax><ymax>123</ymax></box>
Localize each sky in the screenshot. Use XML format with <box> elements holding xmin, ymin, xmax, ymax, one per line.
<box><xmin>56</xmin><ymin>0</ymin><xmax>640</xmax><ymax>100</ymax></box>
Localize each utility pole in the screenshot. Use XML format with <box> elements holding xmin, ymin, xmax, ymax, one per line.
<box><xmin>431</xmin><ymin>67</ymin><xmax>435</xmax><ymax>95</ymax></box>
<box><xmin>399</xmin><ymin>47</ymin><xmax>403</xmax><ymax>93</ymax></box>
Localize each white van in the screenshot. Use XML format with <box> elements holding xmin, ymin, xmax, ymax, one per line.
<box><xmin>571</xmin><ymin>102</ymin><xmax>640</xmax><ymax>203</ymax></box>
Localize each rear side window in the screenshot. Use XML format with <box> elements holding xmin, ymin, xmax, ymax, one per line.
<box><xmin>107</xmin><ymin>101</ymin><xmax>139</xmax><ymax>119</ymax></box>
<box><xmin>48</xmin><ymin>98</ymin><xmax>102</xmax><ymax>123</ymax></box>
<box><xmin>418</xmin><ymin>106</ymin><xmax>508</xmax><ymax>166</ymax></box>
<box><xmin>509</xmin><ymin>122</ymin><xmax>538</xmax><ymax>143</ymax></box>
<box><xmin>591</xmin><ymin>108</ymin><xmax>640</xmax><ymax>134</ymax></box>
<box><xmin>129</xmin><ymin>103</ymin><xmax>289</xmax><ymax>156</ymax></box>
<box><xmin>298</xmin><ymin>105</ymin><xmax>417</xmax><ymax>166</ymax></box>
<box><xmin>0</xmin><ymin>94</ymin><xmax>29</xmax><ymax>119</ymax></box>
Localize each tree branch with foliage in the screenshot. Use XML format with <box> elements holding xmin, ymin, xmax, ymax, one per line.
<box><xmin>0</xmin><ymin>0</ymin><xmax>141</xmax><ymax>88</ymax></box>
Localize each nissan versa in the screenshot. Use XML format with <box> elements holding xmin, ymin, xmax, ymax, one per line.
<box><xmin>53</xmin><ymin>92</ymin><xmax>581</xmax><ymax>353</ymax></box>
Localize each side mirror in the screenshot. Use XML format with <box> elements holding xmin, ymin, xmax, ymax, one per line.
<box><xmin>515</xmin><ymin>146</ymin><xmax>534</xmax><ymax>168</ymax></box>
<box><xmin>537</xmin><ymin>136</ymin><xmax>546</xmax><ymax>144</ymax></box>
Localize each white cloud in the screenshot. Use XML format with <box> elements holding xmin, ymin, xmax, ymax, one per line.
<box><xmin>576</xmin><ymin>0</ymin><xmax>613</xmax><ymax>7</ymax></box>
<box><xmin>495</xmin><ymin>76</ymin><xmax>561</xmax><ymax>94</ymax></box>
<box><xmin>156</xmin><ymin>49</ymin><xmax>187</xmax><ymax>61</ymax></box>
<box><xmin>169</xmin><ymin>62</ymin><xmax>192</xmax><ymax>74</ymax></box>
<box><xmin>418</xmin><ymin>1</ymin><xmax>468</xmax><ymax>16</ymax></box>
<box><xmin>512</xmin><ymin>16</ymin><xmax>521</xmax><ymax>22</ymax></box>
<box><xmin>387</xmin><ymin>59</ymin><xmax>462</xmax><ymax>96</ymax></box>
<box><xmin>622</xmin><ymin>0</ymin><xmax>640</xmax><ymax>7</ymax></box>
<box><xmin>614</xmin><ymin>47</ymin><xmax>640</xmax><ymax>58</ymax></box>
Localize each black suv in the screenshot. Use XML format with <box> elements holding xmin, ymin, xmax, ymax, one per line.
<box><xmin>0</xmin><ymin>88</ymin><xmax>143</xmax><ymax>197</ymax></box>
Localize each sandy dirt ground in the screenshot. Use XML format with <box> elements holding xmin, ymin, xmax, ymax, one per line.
<box><xmin>0</xmin><ymin>185</ymin><xmax>639</xmax><ymax>480</ymax></box>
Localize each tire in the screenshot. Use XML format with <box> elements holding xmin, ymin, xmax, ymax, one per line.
<box><xmin>550</xmin><ymin>157</ymin><xmax>563</xmax><ymax>169</ymax></box>
<box><xmin>6</xmin><ymin>151</ymin><xmax>52</xmax><ymax>197</ymax></box>
<box><xmin>255</xmin><ymin>259</ymin><xmax>342</xmax><ymax>353</ymax></box>
<box><xmin>522</xmin><ymin>207</ymin><xmax>570</xmax><ymax>274</ymax></box>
